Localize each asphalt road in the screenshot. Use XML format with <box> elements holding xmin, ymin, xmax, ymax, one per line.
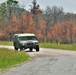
<box><xmin>0</xmin><ymin>46</ymin><xmax>76</xmax><ymax>75</ymax></box>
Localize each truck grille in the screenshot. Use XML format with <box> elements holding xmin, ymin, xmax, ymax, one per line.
<box><xmin>27</xmin><ymin>43</ymin><xmax>34</xmax><ymax>45</ymax></box>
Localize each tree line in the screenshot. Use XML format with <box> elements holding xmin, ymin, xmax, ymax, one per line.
<box><xmin>0</xmin><ymin>0</ymin><xmax>76</xmax><ymax>44</ymax></box>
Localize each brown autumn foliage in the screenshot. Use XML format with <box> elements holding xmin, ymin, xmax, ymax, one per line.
<box><xmin>0</xmin><ymin>11</ymin><xmax>76</xmax><ymax>43</ymax></box>
<box><xmin>52</xmin><ymin>21</ymin><xmax>76</xmax><ymax>43</ymax></box>
<box><xmin>25</xmin><ymin>13</ymin><xmax>37</xmax><ymax>33</ymax></box>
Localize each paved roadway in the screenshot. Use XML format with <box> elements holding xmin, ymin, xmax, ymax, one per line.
<box><xmin>0</xmin><ymin>45</ymin><xmax>76</xmax><ymax>75</ymax></box>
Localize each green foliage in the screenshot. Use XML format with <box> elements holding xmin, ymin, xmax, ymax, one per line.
<box><xmin>0</xmin><ymin>48</ymin><xmax>30</xmax><ymax>70</ymax></box>
<box><xmin>40</xmin><ymin>43</ymin><xmax>76</xmax><ymax>51</ymax></box>
<box><xmin>7</xmin><ymin>0</ymin><xmax>18</xmax><ymax>5</ymax></box>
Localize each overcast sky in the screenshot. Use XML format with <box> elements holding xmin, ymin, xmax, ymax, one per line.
<box><xmin>0</xmin><ymin>0</ymin><xmax>76</xmax><ymax>13</ymax></box>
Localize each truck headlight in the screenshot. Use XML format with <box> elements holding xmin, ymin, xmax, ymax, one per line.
<box><xmin>20</xmin><ymin>42</ymin><xmax>24</xmax><ymax>45</ymax></box>
<box><xmin>20</xmin><ymin>42</ymin><xmax>27</xmax><ymax>46</ymax></box>
<box><xmin>35</xmin><ymin>42</ymin><xmax>39</xmax><ymax>45</ymax></box>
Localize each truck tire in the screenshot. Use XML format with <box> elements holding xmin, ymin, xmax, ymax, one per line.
<box><xmin>20</xmin><ymin>47</ymin><xmax>23</xmax><ymax>51</ymax></box>
<box><xmin>30</xmin><ymin>48</ymin><xmax>33</xmax><ymax>52</ymax></box>
<box><xmin>36</xmin><ymin>46</ymin><xmax>39</xmax><ymax>52</ymax></box>
<box><xmin>14</xmin><ymin>46</ymin><xmax>18</xmax><ymax>51</ymax></box>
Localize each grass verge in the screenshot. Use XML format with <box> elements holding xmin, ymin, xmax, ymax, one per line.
<box><xmin>0</xmin><ymin>41</ymin><xmax>76</xmax><ymax>51</ymax></box>
<box><xmin>0</xmin><ymin>41</ymin><xmax>13</xmax><ymax>46</ymax></box>
<box><xmin>0</xmin><ymin>48</ymin><xmax>30</xmax><ymax>70</ymax></box>
<box><xmin>40</xmin><ymin>43</ymin><xmax>76</xmax><ymax>51</ymax></box>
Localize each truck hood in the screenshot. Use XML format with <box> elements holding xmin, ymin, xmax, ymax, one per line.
<box><xmin>19</xmin><ymin>40</ymin><xmax>38</xmax><ymax>43</ymax></box>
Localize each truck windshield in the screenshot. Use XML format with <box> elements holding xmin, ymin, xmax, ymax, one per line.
<box><xmin>19</xmin><ymin>36</ymin><xmax>37</xmax><ymax>41</ymax></box>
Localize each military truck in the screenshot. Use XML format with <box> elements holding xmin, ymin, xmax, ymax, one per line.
<box><xmin>13</xmin><ymin>33</ymin><xmax>39</xmax><ymax>52</ymax></box>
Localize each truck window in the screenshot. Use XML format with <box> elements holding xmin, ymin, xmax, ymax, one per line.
<box><xmin>19</xmin><ymin>36</ymin><xmax>37</xmax><ymax>41</ymax></box>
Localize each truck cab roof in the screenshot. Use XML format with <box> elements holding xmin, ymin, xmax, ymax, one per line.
<box><xmin>14</xmin><ymin>33</ymin><xmax>35</xmax><ymax>37</ymax></box>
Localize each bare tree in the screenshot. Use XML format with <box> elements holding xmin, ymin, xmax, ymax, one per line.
<box><xmin>43</xmin><ymin>6</ymin><xmax>64</xmax><ymax>42</ymax></box>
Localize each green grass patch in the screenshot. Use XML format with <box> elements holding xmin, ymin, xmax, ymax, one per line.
<box><xmin>0</xmin><ymin>41</ymin><xmax>13</xmax><ymax>46</ymax></box>
<box><xmin>40</xmin><ymin>43</ymin><xmax>76</xmax><ymax>51</ymax></box>
<box><xmin>0</xmin><ymin>48</ymin><xmax>30</xmax><ymax>70</ymax></box>
<box><xmin>0</xmin><ymin>41</ymin><xmax>76</xmax><ymax>51</ymax></box>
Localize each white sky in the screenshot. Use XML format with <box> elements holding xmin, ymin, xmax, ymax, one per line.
<box><xmin>0</xmin><ymin>0</ymin><xmax>76</xmax><ymax>13</ymax></box>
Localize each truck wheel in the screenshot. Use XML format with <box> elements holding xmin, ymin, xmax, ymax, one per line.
<box><xmin>30</xmin><ymin>48</ymin><xmax>33</xmax><ymax>52</ymax></box>
<box><xmin>14</xmin><ymin>46</ymin><xmax>18</xmax><ymax>51</ymax></box>
<box><xmin>20</xmin><ymin>47</ymin><xmax>23</xmax><ymax>51</ymax></box>
<box><xmin>36</xmin><ymin>46</ymin><xmax>39</xmax><ymax>52</ymax></box>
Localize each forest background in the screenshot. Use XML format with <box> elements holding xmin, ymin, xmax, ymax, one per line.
<box><xmin>0</xmin><ymin>0</ymin><xmax>76</xmax><ymax>44</ymax></box>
